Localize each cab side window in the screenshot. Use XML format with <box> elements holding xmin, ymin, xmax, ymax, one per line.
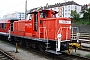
<box><xmin>2</xmin><ymin>23</ymin><xmax>6</xmax><ymax>29</ymax></box>
<box><xmin>0</xmin><ymin>24</ymin><xmax>1</xmax><ymax>28</ymax></box>
<box><xmin>40</xmin><ymin>12</ymin><xmax>47</xmax><ymax>18</ymax></box>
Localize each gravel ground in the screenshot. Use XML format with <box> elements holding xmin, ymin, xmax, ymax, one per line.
<box><xmin>63</xmin><ymin>48</ymin><xmax>90</xmax><ymax>57</ymax></box>
<box><xmin>0</xmin><ymin>40</ymin><xmax>49</xmax><ymax>60</ymax></box>
<box><xmin>0</xmin><ymin>40</ymin><xmax>90</xmax><ymax>60</ymax></box>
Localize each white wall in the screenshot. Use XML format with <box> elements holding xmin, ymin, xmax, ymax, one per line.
<box><xmin>88</xmin><ymin>6</ymin><xmax>90</xmax><ymax>8</ymax></box>
<box><xmin>47</xmin><ymin>5</ymin><xmax>82</xmax><ymax>18</ymax></box>
<box><xmin>3</xmin><ymin>12</ymin><xmax>25</xmax><ymax>20</ymax></box>
<box><xmin>61</xmin><ymin>5</ymin><xmax>81</xmax><ymax>18</ymax></box>
<box><xmin>14</xmin><ymin>12</ymin><xmax>25</xmax><ymax>20</ymax></box>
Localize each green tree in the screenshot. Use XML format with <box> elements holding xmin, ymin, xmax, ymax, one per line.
<box><xmin>71</xmin><ymin>10</ymin><xmax>80</xmax><ymax>21</ymax></box>
<box><xmin>81</xmin><ymin>8</ymin><xmax>90</xmax><ymax>21</ymax></box>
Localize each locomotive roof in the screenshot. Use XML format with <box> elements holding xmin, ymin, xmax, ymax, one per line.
<box><xmin>27</xmin><ymin>9</ymin><xmax>57</xmax><ymax>14</ymax></box>
<box><xmin>0</xmin><ymin>17</ymin><xmax>19</xmax><ymax>20</ymax></box>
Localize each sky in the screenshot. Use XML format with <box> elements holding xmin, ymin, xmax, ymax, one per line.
<box><xmin>0</xmin><ymin>0</ymin><xmax>90</xmax><ymax>18</ymax></box>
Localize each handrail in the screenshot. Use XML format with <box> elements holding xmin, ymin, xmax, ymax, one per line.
<box><xmin>57</xmin><ymin>27</ymin><xmax>70</xmax><ymax>40</ymax></box>
<box><xmin>56</xmin><ymin>27</ymin><xmax>70</xmax><ymax>52</ymax></box>
<box><xmin>39</xmin><ymin>27</ymin><xmax>48</xmax><ymax>40</ymax></box>
<box><xmin>71</xmin><ymin>27</ymin><xmax>79</xmax><ymax>41</ymax></box>
<box><xmin>39</xmin><ymin>27</ymin><xmax>49</xmax><ymax>51</ymax></box>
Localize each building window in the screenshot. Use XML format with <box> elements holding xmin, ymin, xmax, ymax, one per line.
<box><xmin>68</xmin><ymin>13</ymin><xmax>70</xmax><ymax>15</ymax></box>
<box><xmin>68</xmin><ymin>9</ymin><xmax>70</xmax><ymax>11</ymax></box>
<box><xmin>68</xmin><ymin>6</ymin><xmax>70</xmax><ymax>8</ymax></box>
<box><xmin>54</xmin><ymin>7</ymin><xmax>56</xmax><ymax>9</ymax></box>
<box><xmin>75</xmin><ymin>6</ymin><xmax>77</xmax><ymax>10</ymax></box>
<box><xmin>65</xmin><ymin>13</ymin><xmax>67</xmax><ymax>15</ymax></box>
<box><xmin>65</xmin><ymin>6</ymin><xmax>67</xmax><ymax>8</ymax></box>
<box><xmin>2</xmin><ymin>23</ymin><xmax>6</xmax><ymax>29</ymax></box>
<box><xmin>65</xmin><ymin>10</ymin><xmax>67</xmax><ymax>11</ymax></box>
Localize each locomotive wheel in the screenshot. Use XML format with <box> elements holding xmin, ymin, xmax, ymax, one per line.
<box><xmin>25</xmin><ymin>41</ymin><xmax>29</xmax><ymax>48</ymax></box>
<box><xmin>0</xmin><ymin>36</ymin><xmax>2</xmax><ymax>40</ymax></box>
<box><xmin>19</xmin><ymin>40</ymin><xmax>23</xmax><ymax>46</ymax></box>
<box><xmin>28</xmin><ymin>42</ymin><xmax>32</xmax><ymax>48</ymax></box>
<box><xmin>31</xmin><ymin>43</ymin><xmax>36</xmax><ymax>49</ymax></box>
<box><xmin>38</xmin><ymin>44</ymin><xmax>45</xmax><ymax>52</ymax></box>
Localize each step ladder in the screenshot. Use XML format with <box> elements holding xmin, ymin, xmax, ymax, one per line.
<box><xmin>39</xmin><ymin>27</ymin><xmax>50</xmax><ymax>51</ymax></box>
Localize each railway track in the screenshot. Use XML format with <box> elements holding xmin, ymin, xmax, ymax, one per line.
<box><xmin>79</xmin><ymin>47</ymin><xmax>90</xmax><ymax>52</ymax></box>
<box><xmin>72</xmin><ymin>32</ymin><xmax>90</xmax><ymax>52</ymax></box>
<box><xmin>0</xmin><ymin>48</ymin><xmax>16</xmax><ymax>60</ymax></box>
<box><xmin>0</xmin><ymin>32</ymin><xmax>89</xmax><ymax>60</ymax></box>
<box><xmin>20</xmin><ymin>32</ymin><xmax>90</xmax><ymax>60</ymax></box>
<box><xmin>22</xmin><ymin>47</ymin><xmax>90</xmax><ymax>60</ymax></box>
<box><xmin>0</xmin><ymin>40</ymin><xmax>90</xmax><ymax>60</ymax></box>
<box><xmin>52</xmin><ymin>53</ymin><xmax>90</xmax><ymax>60</ymax></box>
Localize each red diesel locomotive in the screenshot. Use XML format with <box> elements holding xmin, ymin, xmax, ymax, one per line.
<box><xmin>0</xmin><ymin>9</ymin><xmax>81</xmax><ymax>54</ymax></box>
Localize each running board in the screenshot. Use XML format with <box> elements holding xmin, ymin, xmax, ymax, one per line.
<box><xmin>46</xmin><ymin>50</ymin><xmax>62</xmax><ymax>55</ymax></box>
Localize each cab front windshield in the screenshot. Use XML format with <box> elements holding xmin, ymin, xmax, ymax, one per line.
<box><xmin>40</xmin><ymin>11</ymin><xmax>56</xmax><ymax>18</ymax></box>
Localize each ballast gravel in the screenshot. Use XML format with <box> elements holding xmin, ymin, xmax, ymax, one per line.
<box><xmin>0</xmin><ymin>40</ymin><xmax>49</xmax><ymax>60</ymax></box>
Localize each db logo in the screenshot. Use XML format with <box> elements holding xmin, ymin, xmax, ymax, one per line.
<box><xmin>25</xmin><ymin>23</ymin><xmax>32</xmax><ymax>28</ymax></box>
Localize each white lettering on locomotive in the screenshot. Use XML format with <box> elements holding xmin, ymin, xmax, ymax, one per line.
<box><xmin>59</xmin><ymin>20</ymin><xmax>71</xmax><ymax>24</ymax></box>
<box><xmin>25</xmin><ymin>23</ymin><xmax>32</xmax><ymax>28</ymax></box>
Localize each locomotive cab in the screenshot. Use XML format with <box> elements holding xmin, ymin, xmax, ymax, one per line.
<box><xmin>26</xmin><ymin>10</ymin><xmax>58</xmax><ymax>37</ymax></box>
